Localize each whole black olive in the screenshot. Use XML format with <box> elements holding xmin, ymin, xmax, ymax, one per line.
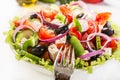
<box><xmin>103</xmin><ymin>21</ymin><xmax>111</xmax><ymax>28</ymax></box>
<box><xmin>55</xmin><ymin>24</ymin><xmax>68</xmax><ymax>34</ymax></box>
<box><xmin>76</xmin><ymin>13</ymin><xmax>84</xmax><ymax>18</ymax></box>
<box><xmin>30</xmin><ymin>14</ymin><xmax>37</xmax><ymax>19</ymax></box>
<box><xmin>101</xmin><ymin>27</ymin><xmax>114</xmax><ymax>36</ymax></box>
<box><xmin>31</xmin><ymin>45</ymin><xmax>46</xmax><ymax>57</ymax></box>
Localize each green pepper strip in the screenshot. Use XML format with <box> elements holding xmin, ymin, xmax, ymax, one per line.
<box><xmin>70</xmin><ymin>36</ymin><xmax>85</xmax><ymax>57</ymax></box>
<box><xmin>73</xmin><ymin>18</ymin><xmax>82</xmax><ymax>32</ymax></box>
<box><xmin>23</xmin><ymin>33</ymin><xmax>38</xmax><ymax>51</ymax></box>
<box><xmin>96</xmin><ymin>36</ymin><xmax>101</xmax><ymax>50</ymax></box>
<box><xmin>55</xmin><ymin>13</ymin><xmax>66</xmax><ymax>23</ymax></box>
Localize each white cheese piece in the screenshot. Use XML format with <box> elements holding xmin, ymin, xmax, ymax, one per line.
<box><xmin>55</xmin><ymin>36</ymin><xmax>67</xmax><ymax>44</ymax></box>
<box><xmin>31</xmin><ymin>20</ymin><xmax>42</xmax><ymax>32</ymax></box>
<box><xmin>48</xmin><ymin>44</ymin><xmax>59</xmax><ymax>61</ymax></box>
<box><xmin>51</xmin><ymin>19</ymin><xmax>64</xmax><ymax>25</ymax></box>
<box><xmin>79</xmin><ymin>20</ymin><xmax>88</xmax><ymax>32</ymax></box>
<box><xmin>103</xmin><ymin>48</ymin><xmax>112</xmax><ymax>55</ymax></box>
<box><xmin>18</xmin><ymin>38</ymin><xmax>27</xmax><ymax>48</ymax></box>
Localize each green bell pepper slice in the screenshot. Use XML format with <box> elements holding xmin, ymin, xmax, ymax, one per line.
<box><xmin>73</xmin><ymin>18</ymin><xmax>82</xmax><ymax>32</ymax></box>
<box><xmin>23</xmin><ymin>33</ymin><xmax>38</xmax><ymax>51</ymax></box>
<box><xmin>70</xmin><ymin>36</ymin><xmax>85</xmax><ymax>57</ymax></box>
<box><xmin>96</xmin><ymin>36</ymin><xmax>101</xmax><ymax>50</ymax></box>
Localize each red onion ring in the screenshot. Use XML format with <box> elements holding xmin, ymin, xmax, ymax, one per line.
<box><xmin>86</xmin><ymin>33</ymin><xmax>112</xmax><ymax>51</ymax></box>
<box><xmin>70</xmin><ymin>1</ymin><xmax>88</xmax><ymax>19</ymax></box>
<box><xmin>20</xmin><ymin>12</ymin><xmax>39</xmax><ymax>26</ymax></box>
<box><xmin>40</xmin><ymin>10</ymin><xmax>59</xmax><ymax>29</ymax></box>
<box><xmin>13</xmin><ymin>26</ymin><xmax>23</xmax><ymax>42</ymax></box>
<box><xmin>12</xmin><ymin>25</ymin><xmax>36</xmax><ymax>42</ymax></box>
<box><xmin>80</xmin><ymin>49</ymin><xmax>105</xmax><ymax>60</ymax></box>
<box><xmin>39</xmin><ymin>30</ymin><xmax>69</xmax><ymax>43</ymax></box>
<box><xmin>12</xmin><ymin>12</ymin><xmax>44</xmax><ymax>42</ymax></box>
<box><xmin>70</xmin><ymin>0</ymin><xmax>88</xmax><ymax>10</ymax></box>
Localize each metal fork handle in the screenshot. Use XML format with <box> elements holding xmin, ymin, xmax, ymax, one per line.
<box><xmin>55</xmin><ymin>71</ymin><xmax>71</xmax><ymax>80</ymax></box>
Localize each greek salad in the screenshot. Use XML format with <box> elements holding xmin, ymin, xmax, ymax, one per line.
<box><xmin>5</xmin><ymin>1</ymin><xmax>120</xmax><ymax>73</ymax></box>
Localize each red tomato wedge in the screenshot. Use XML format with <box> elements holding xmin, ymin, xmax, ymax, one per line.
<box><xmin>42</xmin><ymin>9</ymin><xmax>58</xmax><ymax>21</ymax></box>
<box><xmin>60</xmin><ymin>5</ymin><xmax>73</xmax><ymax>23</ymax></box>
<box><xmin>87</xmin><ymin>20</ymin><xmax>99</xmax><ymax>34</ymax></box>
<box><xmin>14</xmin><ymin>20</ymin><xmax>20</xmax><ymax>27</ymax></box>
<box><xmin>102</xmin><ymin>40</ymin><xmax>117</xmax><ymax>50</ymax></box>
<box><xmin>70</xmin><ymin>27</ymin><xmax>82</xmax><ymax>40</ymax></box>
<box><xmin>38</xmin><ymin>26</ymin><xmax>55</xmax><ymax>39</ymax></box>
<box><xmin>95</xmin><ymin>12</ymin><xmax>112</xmax><ymax>25</ymax></box>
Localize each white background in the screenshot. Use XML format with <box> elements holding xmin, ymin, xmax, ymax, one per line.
<box><xmin>0</xmin><ymin>0</ymin><xmax>120</xmax><ymax>80</ymax></box>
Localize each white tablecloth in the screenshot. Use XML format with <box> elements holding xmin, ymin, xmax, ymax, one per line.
<box><xmin>0</xmin><ymin>0</ymin><xmax>120</xmax><ymax>80</ymax></box>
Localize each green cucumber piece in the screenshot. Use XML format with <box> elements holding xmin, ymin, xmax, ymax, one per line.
<box><xmin>70</xmin><ymin>36</ymin><xmax>85</xmax><ymax>57</ymax></box>
<box><xmin>16</xmin><ymin>29</ymin><xmax>34</xmax><ymax>42</ymax></box>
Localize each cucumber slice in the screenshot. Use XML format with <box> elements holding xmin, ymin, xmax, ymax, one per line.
<box><xmin>16</xmin><ymin>29</ymin><xmax>34</xmax><ymax>43</ymax></box>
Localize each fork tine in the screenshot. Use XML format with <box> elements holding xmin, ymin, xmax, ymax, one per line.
<box><xmin>54</xmin><ymin>46</ymin><xmax>63</xmax><ymax>67</ymax></box>
<box><xmin>70</xmin><ymin>48</ymin><xmax>75</xmax><ymax>69</ymax></box>
<box><xmin>65</xmin><ymin>46</ymin><xmax>71</xmax><ymax>67</ymax></box>
<box><xmin>60</xmin><ymin>46</ymin><xmax>67</xmax><ymax>65</ymax></box>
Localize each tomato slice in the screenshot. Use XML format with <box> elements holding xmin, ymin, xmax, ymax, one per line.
<box><xmin>95</xmin><ymin>12</ymin><xmax>112</xmax><ymax>25</ymax></box>
<box><xmin>70</xmin><ymin>27</ymin><xmax>82</xmax><ymax>40</ymax></box>
<box><xmin>38</xmin><ymin>26</ymin><xmax>55</xmax><ymax>39</ymax></box>
<box><xmin>60</xmin><ymin>5</ymin><xmax>73</xmax><ymax>23</ymax></box>
<box><xmin>102</xmin><ymin>40</ymin><xmax>117</xmax><ymax>50</ymax></box>
<box><xmin>87</xmin><ymin>20</ymin><xmax>99</xmax><ymax>34</ymax></box>
<box><xmin>14</xmin><ymin>20</ymin><xmax>20</xmax><ymax>27</ymax></box>
<box><xmin>42</xmin><ymin>9</ymin><xmax>58</xmax><ymax>21</ymax></box>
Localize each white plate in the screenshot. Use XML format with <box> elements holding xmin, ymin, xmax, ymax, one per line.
<box><xmin>1</xmin><ymin>0</ymin><xmax>120</xmax><ymax>80</ymax></box>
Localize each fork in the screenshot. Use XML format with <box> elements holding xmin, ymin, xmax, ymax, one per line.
<box><xmin>54</xmin><ymin>46</ymin><xmax>75</xmax><ymax>80</ymax></box>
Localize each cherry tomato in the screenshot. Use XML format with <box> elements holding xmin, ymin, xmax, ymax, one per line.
<box><xmin>60</xmin><ymin>5</ymin><xmax>73</xmax><ymax>23</ymax></box>
<box><xmin>95</xmin><ymin>12</ymin><xmax>112</xmax><ymax>25</ymax></box>
<box><xmin>14</xmin><ymin>20</ymin><xmax>20</xmax><ymax>27</ymax></box>
<box><xmin>38</xmin><ymin>26</ymin><xmax>55</xmax><ymax>39</ymax></box>
<box><xmin>102</xmin><ymin>40</ymin><xmax>117</xmax><ymax>50</ymax></box>
<box><xmin>42</xmin><ymin>9</ymin><xmax>58</xmax><ymax>21</ymax></box>
<box><xmin>70</xmin><ymin>27</ymin><xmax>82</xmax><ymax>40</ymax></box>
<box><xmin>87</xmin><ymin>20</ymin><xmax>99</xmax><ymax>34</ymax></box>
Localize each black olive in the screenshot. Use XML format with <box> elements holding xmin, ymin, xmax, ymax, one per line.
<box><xmin>31</xmin><ymin>45</ymin><xmax>46</xmax><ymax>57</ymax></box>
<box><xmin>76</xmin><ymin>13</ymin><xmax>84</xmax><ymax>18</ymax></box>
<box><xmin>103</xmin><ymin>21</ymin><xmax>111</xmax><ymax>28</ymax></box>
<box><xmin>101</xmin><ymin>27</ymin><xmax>114</xmax><ymax>36</ymax></box>
<box><xmin>55</xmin><ymin>24</ymin><xmax>68</xmax><ymax>34</ymax></box>
<box><xmin>90</xmin><ymin>55</ymin><xmax>100</xmax><ymax>61</ymax></box>
<box><xmin>30</xmin><ymin>14</ymin><xmax>37</xmax><ymax>19</ymax></box>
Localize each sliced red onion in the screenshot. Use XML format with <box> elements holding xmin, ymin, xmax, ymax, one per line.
<box><xmin>86</xmin><ymin>33</ymin><xmax>112</xmax><ymax>51</ymax></box>
<box><xmin>80</xmin><ymin>49</ymin><xmax>105</xmax><ymax>60</ymax></box>
<box><xmin>39</xmin><ymin>30</ymin><xmax>69</xmax><ymax>43</ymax></box>
<box><xmin>70</xmin><ymin>0</ymin><xmax>88</xmax><ymax>10</ymax></box>
<box><xmin>43</xmin><ymin>20</ymin><xmax>60</xmax><ymax>29</ymax></box>
<box><xmin>40</xmin><ymin>10</ymin><xmax>59</xmax><ymax>29</ymax></box>
<box><xmin>20</xmin><ymin>12</ymin><xmax>38</xmax><ymax>26</ymax></box>
<box><xmin>12</xmin><ymin>25</ymin><xmax>36</xmax><ymax>42</ymax></box>
<box><xmin>13</xmin><ymin>26</ymin><xmax>23</xmax><ymax>42</ymax></box>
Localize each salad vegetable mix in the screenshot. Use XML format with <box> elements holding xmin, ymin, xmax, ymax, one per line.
<box><xmin>5</xmin><ymin>1</ymin><xmax>120</xmax><ymax>73</ymax></box>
